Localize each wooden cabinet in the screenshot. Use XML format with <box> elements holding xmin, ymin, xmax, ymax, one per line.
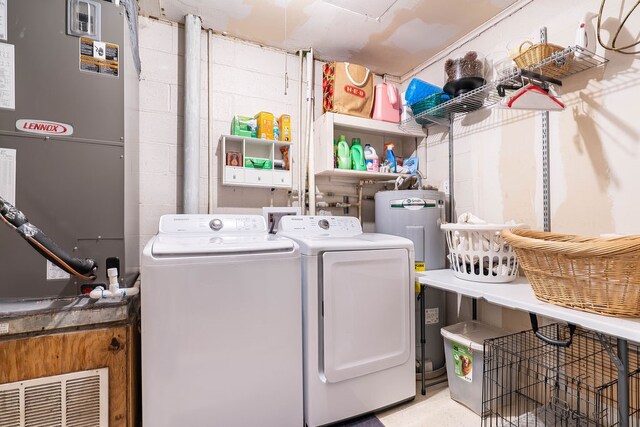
<box><xmin>0</xmin><ymin>324</ymin><xmax>139</xmax><ymax>427</ymax></box>
<box><xmin>220</xmin><ymin>134</ymin><xmax>293</xmax><ymax>188</ymax></box>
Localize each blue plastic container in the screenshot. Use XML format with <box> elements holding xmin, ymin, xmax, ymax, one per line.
<box><xmin>405</xmin><ymin>78</ymin><xmax>443</xmax><ymax>105</ymax></box>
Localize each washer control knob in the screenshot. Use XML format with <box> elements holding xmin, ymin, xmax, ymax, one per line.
<box><xmin>318</xmin><ymin>219</ymin><xmax>330</xmax><ymax>230</ymax></box>
<box><xmin>209</xmin><ymin>218</ymin><xmax>223</xmax><ymax>231</ymax></box>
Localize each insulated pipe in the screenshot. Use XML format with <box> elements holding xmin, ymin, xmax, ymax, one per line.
<box><xmin>297</xmin><ymin>50</ymin><xmax>305</xmax><ymax>213</ymax></box>
<box><xmin>183</xmin><ymin>14</ymin><xmax>202</xmax><ymax>214</ymax></box>
<box><xmin>306</xmin><ymin>49</ymin><xmax>316</xmax><ymax>215</ymax></box>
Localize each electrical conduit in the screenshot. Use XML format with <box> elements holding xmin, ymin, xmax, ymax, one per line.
<box><xmin>306</xmin><ymin>49</ymin><xmax>316</xmax><ymax>215</ymax></box>
<box><xmin>183</xmin><ymin>14</ymin><xmax>201</xmax><ymax>214</ymax></box>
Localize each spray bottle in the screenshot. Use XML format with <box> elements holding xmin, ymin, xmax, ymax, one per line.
<box><xmin>385</xmin><ymin>143</ymin><xmax>396</xmax><ymax>173</ymax></box>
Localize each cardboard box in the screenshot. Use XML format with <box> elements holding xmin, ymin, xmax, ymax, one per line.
<box><xmin>279</xmin><ymin>114</ymin><xmax>291</xmax><ymax>142</ymax></box>
<box><xmin>254</xmin><ymin>112</ymin><xmax>274</xmax><ymax>140</ymax></box>
<box><xmin>226</xmin><ymin>151</ymin><xmax>242</xmax><ymax>167</ymax></box>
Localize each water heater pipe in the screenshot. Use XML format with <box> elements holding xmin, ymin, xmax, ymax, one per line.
<box><xmin>183</xmin><ymin>14</ymin><xmax>202</xmax><ymax>214</ymax></box>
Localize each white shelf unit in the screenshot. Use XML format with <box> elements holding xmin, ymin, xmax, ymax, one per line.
<box><xmin>314</xmin><ymin>113</ymin><xmax>426</xmax><ymax>180</ymax></box>
<box><xmin>220</xmin><ymin>134</ymin><xmax>293</xmax><ymax>188</ymax></box>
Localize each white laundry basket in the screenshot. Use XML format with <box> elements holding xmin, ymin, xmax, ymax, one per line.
<box><xmin>441</xmin><ymin>223</ymin><xmax>525</xmax><ymax>283</ymax></box>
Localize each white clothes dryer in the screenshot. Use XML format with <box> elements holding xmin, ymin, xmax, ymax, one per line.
<box><xmin>142</xmin><ymin>214</ymin><xmax>302</xmax><ymax>427</ymax></box>
<box><xmin>278</xmin><ymin>216</ymin><xmax>415</xmax><ymax>427</ymax></box>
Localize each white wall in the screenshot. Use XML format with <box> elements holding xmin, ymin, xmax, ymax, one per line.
<box><xmin>404</xmin><ymin>0</ymin><xmax>640</xmax><ymax>329</ymax></box>
<box><xmin>137</xmin><ymin>16</ymin><xmax>302</xmax><ymax>248</ymax></box>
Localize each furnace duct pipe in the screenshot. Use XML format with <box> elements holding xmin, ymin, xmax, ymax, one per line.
<box><xmin>184</xmin><ymin>14</ymin><xmax>202</xmax><ymax>214</ymax></box>
<box><xmin>0</xmin><ymin>196</ymin><xmax>96</xmax><ymax>281</ymax></box>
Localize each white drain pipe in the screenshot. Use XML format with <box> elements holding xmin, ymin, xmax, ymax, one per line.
<box><xmin>90</xmin><ymin>285</ymin><xmax>140</xmax><ymax>299</ymax></box>
<box><xmin>90</xmin><ymin>268</ymin><xmax>140</xmax><ymax>299</ymax></box>
<box><xmin>183</xmin><ymin>14</ymin><xmax>202</xmax><ymax>214</ymax></box>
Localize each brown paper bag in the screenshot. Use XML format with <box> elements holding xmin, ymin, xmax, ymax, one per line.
<box><xmin>323</xmin><ymin>62</ymin><xmax>374</xmax><ymax>118</ymax></box>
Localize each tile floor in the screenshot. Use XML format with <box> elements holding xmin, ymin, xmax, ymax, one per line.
<box><xmin>376</xmin><ymin>381</ymin><xmax>480</xmax><ymax>427</ymax></box>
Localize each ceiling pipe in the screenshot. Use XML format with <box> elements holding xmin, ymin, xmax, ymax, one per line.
<box><xmin>183</xmin><ymin>14</ymin><xmax>202</xmax><ymax>214</ymax></box>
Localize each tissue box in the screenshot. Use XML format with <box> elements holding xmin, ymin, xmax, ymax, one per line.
<box><xmin>231</xmin><ymin>115</ymin><xmax>256</xmax><ymax>138</ymax></box>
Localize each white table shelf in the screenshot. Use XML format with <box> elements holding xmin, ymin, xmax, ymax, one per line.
<box><xmin>419</xmin><ymin>269</ymin><xmax>639</xmax><ymax>427</ymax></box>
<box><xmin>419</xmin><ymin>269</ymin><xmax>640</xmax><ymax>343</ymax></box>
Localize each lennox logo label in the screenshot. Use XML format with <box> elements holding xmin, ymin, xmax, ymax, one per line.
<box><xmin>344</xmin><ymin>85</ymin><xmax>366</xmax><ymax>98</ymax></box>
<box><xmin>16</xmin><ymin>119</ymin><xmax>74</xmax><ymax>136</ymax></box>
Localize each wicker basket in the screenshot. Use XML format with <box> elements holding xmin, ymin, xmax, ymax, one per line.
<box><xmin>501</xmin><ymin>229</ymin><xmax>640</xmax><ymax>317</ymax></box>
<box><xmin>513</xmin><ymin>41</ymin><xmax>571</xmax><ymax>79</ymax></box>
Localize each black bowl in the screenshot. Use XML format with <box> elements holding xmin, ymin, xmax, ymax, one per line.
<box><xmin>443</xmin><ymin>77</ymin><xmax>486</xmax><ymax>97</ymax></box>
<box><xmin>443</xmin><ymin>77</ymin><xmax>487</xmax><ymax>112</ymax></box>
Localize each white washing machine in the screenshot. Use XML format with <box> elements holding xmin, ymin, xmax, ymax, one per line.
<box><xmin>141</xmin><ymin>214</ymin><xmax>303</xmax><ymax>427</ymax></box>
<box><xmin>278</xmin><ymin>216</ymin><xmax>415</xmax><ymax>427</ymax></box>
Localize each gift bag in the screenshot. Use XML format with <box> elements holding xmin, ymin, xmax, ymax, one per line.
<box><xmin>323</xmin><ymin>62</ymin><xmax>374</xmax><ymax>118</ymax></box>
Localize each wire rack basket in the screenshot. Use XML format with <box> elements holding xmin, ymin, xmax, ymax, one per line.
<box><xmin>482</xmin><ymin>324</ymin><xmax>640</xmax><ymax>426</ymax></box>
<box><xmin>399</xmin><ymin>45</ymin><xmax>609</xmax><ymax>133</ymax></box>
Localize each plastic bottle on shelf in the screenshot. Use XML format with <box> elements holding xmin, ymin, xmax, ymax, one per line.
<box><xmin>350</xmin><ymin>138</ymin><xmax>366</xmax><ymax>171</ymax></box>
<box><xmin>336</xmin><ymin>135</ymin><xmax>351</xmax><ymax>169</ymax></box>
<box><xmin>385</xmin><ymin>143</ymin><xmax>397</xmax><ymax>173</ymax></box>
<box><xmin>364</xmin><ymin>144</ymin><xmax>378</xmax><ymax>172</ymax></box>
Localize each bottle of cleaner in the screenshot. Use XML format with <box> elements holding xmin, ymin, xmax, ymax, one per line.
<box><xmin>364</xmin><ymin>144</ymin><xmax>378</xmax><ymax>172</ymax></box>
<box><xmin>350</xmin><ymin>138</ymin><xmax>366</xmax><ymax>171</ymax></box>
<box><xmin>336</xmin><ymin>135</ymin><xmax>351</xmax><ymax>169</ymax></box>
<box><xmin>385</xmin><ymin>143</ymin><xmax>396</xmax><ymax>173</ymax></box>
<box><xmin>333</xmin><ymin>139</ymin><xmax>338</xmax><ymax>168</ymax></box>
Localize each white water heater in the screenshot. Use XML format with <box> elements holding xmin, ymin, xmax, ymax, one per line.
<box><xmin>375</xmin><ymin>189</ymin><xmax>447</xmax><ymax>372</ymax></box>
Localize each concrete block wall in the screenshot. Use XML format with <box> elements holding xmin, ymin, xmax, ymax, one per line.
<box><xmin>138</xmin><ymin>16</ymin><xmax>302</xmax><ymax>249</ymax></box>
<box><xmin>208</xmin><ymin>30</ymin><xmax>302</xmax><ymax>216</ymax></box>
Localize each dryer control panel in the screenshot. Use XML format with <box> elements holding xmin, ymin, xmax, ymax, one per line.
<box><xmin>158</xmin><ymin>214</ymin><xmax>266</xmax><ymax>234</ymax></box>
<box><xmin>279</xmin><ymin>216</ymin><xmax>362</xmax><ymax>236</ymax></box>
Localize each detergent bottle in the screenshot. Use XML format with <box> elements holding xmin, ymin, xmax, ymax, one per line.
<box><xmin>350</xmin><ymin>138</ymin><xmax>366</xmax><ymax>171</ymax></box>
<box><xmin>385</xmin><ymin>143</ymin><xmax>396</xmax><ymax>173</ymax></box>
<box><xmin>336</xmin><ymin>135</ymin><xmax>351</xmax><ymax>169</ymax></box>
<box><xmin>364</xmin><ymin>144</ymin><xmax>378</xmax><ymax>172</ymax></box>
